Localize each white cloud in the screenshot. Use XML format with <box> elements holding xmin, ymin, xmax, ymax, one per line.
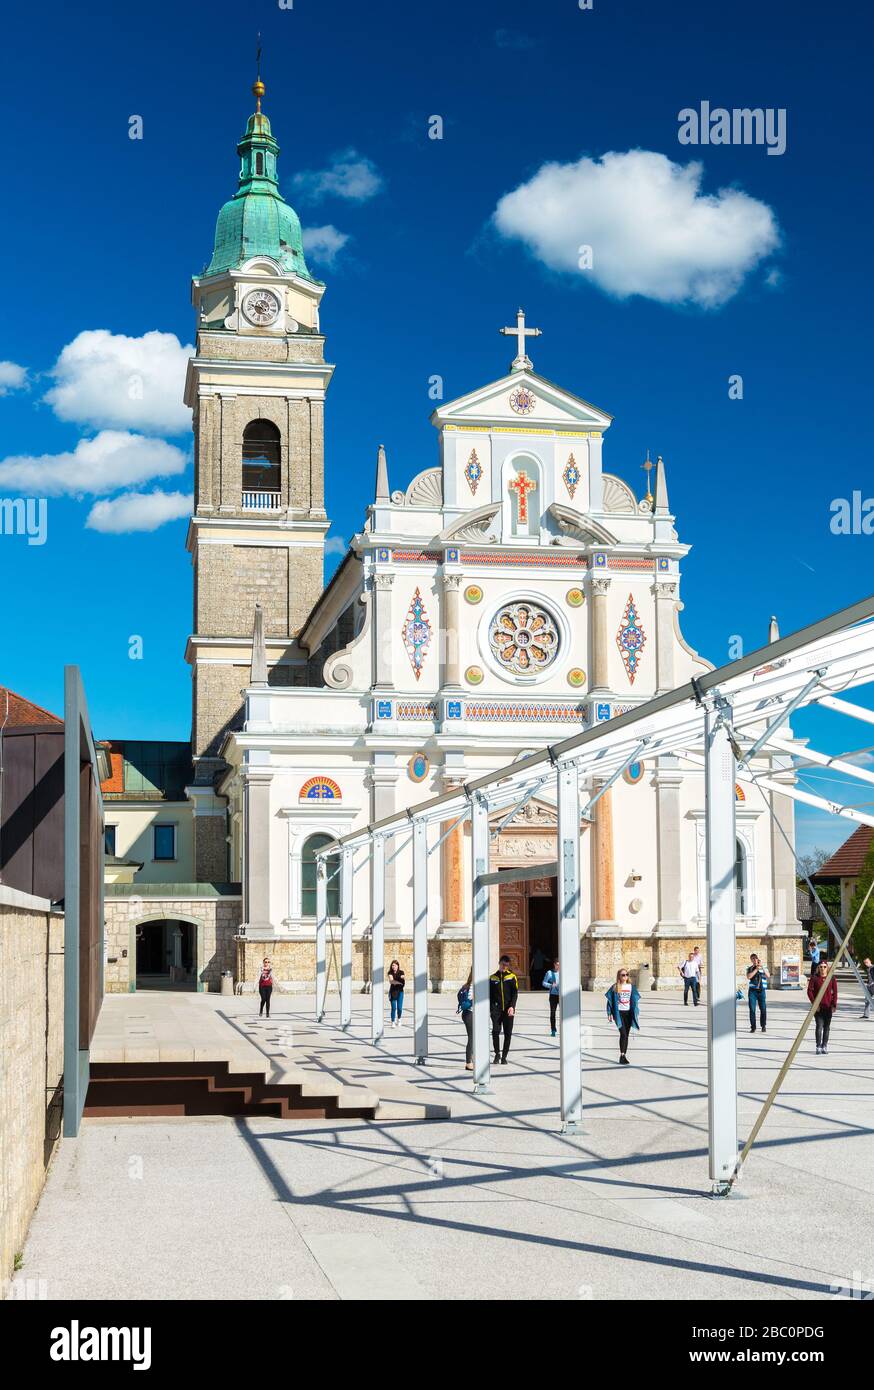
<box><xmin>0</xmin><ymin>430</ymin><xmax>189</xmax><ymax>497</ymax></box>
<box><xmin>85</xmin><ymin>490</ymin><xmax>192</xmax><ymax>533</ymax></box>
<box><xmin>44</xmin><ymin>330</ymin><xmax>192</xmax><ymax>435</ymax></box>
<box><xmin>492</xmin><ymin>149</ymin><xmax>780</xmax><ymax>308</ymax></box>
<box><xmin>0</xmin><ymin>361</ymin><xmax>28</xmax><ymax>396</ymax></box>
<box><xmin>324</xmin><ymin>533</ymin><xmax>348</xmax><ymax>556</ymax></box>
<box><xmin>293</xmin><ymin>149</ymin><xmax>384</xmax><ymax>204</ymax></box>
<box><xmin>302</xmin><ymin>225</ymin><xmax>351</xmax><ymax>268</ymax></box>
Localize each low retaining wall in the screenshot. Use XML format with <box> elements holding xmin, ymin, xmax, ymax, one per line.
<box><xmin>0</xmin><ymin>887</ymin><xmax>64</xmax><ymax>1286</ymax></box>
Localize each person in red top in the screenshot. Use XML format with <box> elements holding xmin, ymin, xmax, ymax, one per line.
<box><xmin>807</xmin><ymin>960</ymin><xmax>838</xmax><ymax>1055</ymax></box>
<box><xmin>257</xmin><ymin>958</ymin><xmax>276</xmax><ymax>1018</ymax></box>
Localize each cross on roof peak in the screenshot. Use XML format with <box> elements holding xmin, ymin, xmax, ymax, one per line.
<box><xmin>500</xmin><ymin>307</ymin><xmax>542</xmax><ymax>373</ymax></box>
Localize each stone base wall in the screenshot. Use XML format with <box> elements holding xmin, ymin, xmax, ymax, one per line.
<box><xmin>104</xmin><ymin>895</ymin><xmax>242</xmax><ymax>993</ymax></box>
<box><xmin>237</xmin><ymin>930</ymin><xmax>805</xmax><ymax>995</ymax></box>
<box><xmin>0</xmin><ymin>889</ymin><xmax>64</xmax><ymax>1285</ymax></box>
<box><xmin>237</xmin><ymin>935</ymin><xmax>473</xmax><ymax>994</ymax></box>
<box><xmin>584</xmin><ymin>934</ymin><xmax>805</xmax><ymax>992</ymax></box>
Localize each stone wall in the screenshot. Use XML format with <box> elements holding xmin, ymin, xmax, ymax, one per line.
<box><xmin>585</xmin><ymin>933</ymin><xmax>805</xmax><ymax>992</ymax></box>
<box><xmin>0</xmin><ymin>888</ymin><xmax>64</xmax><ymax>1286</ymax></box>
<box><xmin>237</xmin><ymin>935</ymin><xmax>473</xmax><ymax>994</ymax></box>
<box><xmin>104</xmin><ymin>893</ymin><xmax>242</xmax><ymax>993</ymax></box>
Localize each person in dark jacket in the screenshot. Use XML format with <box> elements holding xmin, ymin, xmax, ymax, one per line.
<box><xmin>605</xmin><ymin>968</ymin><xmax>640</xmax><ymax>1064</ymax></box>
<box><xmin>457</xmin><ymin>970</ymin><xmax>474</xmax><ymax>1069</ymax></box>
<box><xmin>746</xmin><ymin>954</ymin><xmax>770</xmax><ymax>1034</ymax></box>
<box><xmin>808</xmin><ymin>960</ymin><xmax>838</xmax><ymax>1055</ymax></box>
<box><xmin>862</xmin><ymin>957</ymin><xmax>874</xmax><ymax>1020</ymax></box>
<box><xmin>388</xmin><ymin>959</ymin><xmax>405</xmax><ymax>1028</ymax></box>
<box><xmin>489</xmin><ymin>956</ymin><xmax>518</xmax><ymax>1064</ymax></box>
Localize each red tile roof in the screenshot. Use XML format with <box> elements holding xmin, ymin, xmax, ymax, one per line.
<box><xmin>99</xmin><ymin>741</ymin><xmax>124</xmax><ymax>794</ymax></box>
<box><xmin>816</xmin><ymin>825</ymin><xmax>874</xmax><ymax>878</ymax></box>
<box><xmin>0</xmin><ymin>685</ymin><xmax>63</xmax><ymax>728</ymax></box>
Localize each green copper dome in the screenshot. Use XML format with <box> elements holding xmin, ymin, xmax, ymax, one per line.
<box><xmin>204</xmin><ymin>99</ymin><xmax>317</xmax><ymax>282</ymax></box>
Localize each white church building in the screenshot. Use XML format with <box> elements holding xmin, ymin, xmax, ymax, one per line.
<box><xmin>104</xmin><ymin>80</ymin><xmax>803</xmax><ymax>995</ymax></box>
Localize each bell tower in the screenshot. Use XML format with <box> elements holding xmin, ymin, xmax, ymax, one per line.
<box><xmin>184</xmin><ymin>74</ymin><xmax>334</xmax><ymax>881</ymax></box>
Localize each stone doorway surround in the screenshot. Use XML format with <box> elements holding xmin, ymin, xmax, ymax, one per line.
<box><xmin>104</xmin><ymin>885</ymin><xmax>242</xmax><ymax>993</ymax></box>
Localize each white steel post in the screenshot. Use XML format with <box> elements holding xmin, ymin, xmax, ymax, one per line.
<box><xmin>470</xmin><ymin>791</ymin><xmax>492</xmax><ymax>1093</ymax></box>
<box><xmin>340</xmin><ymin>846</ymin><xmax>353</xmax><ymax>1030</ymax></box>
<box><xmin>412</xmin><ymin>817</ymin><xmax>429</xmax><ymax>1064</ymax></box>
<box><xmin>371</xmin><ymin>833</ymin><xmax>385</xmax><ymax>1045</ymax></box>
<box><xmin>316</xmin><ymin>858</ymin><xmax>327</xmax><ymax>1022</ymax></box>
<box><xmin>704</xmin><ymin>695</ymin><xmax>739</xmax><ymax>1191</ymax></box>
<box><xmin>556</xmin><ymin>759</ymin><xmax>583</xmax><ymax>1132</ymax></box>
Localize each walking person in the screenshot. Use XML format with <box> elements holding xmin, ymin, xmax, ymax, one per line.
<box><xmin>807</xmin><ymin>933</ymin><xmax>821</xmax><ymax>976</ymax></box>
<box><xmin>257</xmin><ymin>957</ymin><xmax>275</xmax><ymax>1018</ymax></box>
<box><xmin>861</xmin><ymin>957</ymin><xmax>874</xmax><ymax>1019</ymax></box>
<box><xmin>529</xmin><ymin>944</ymin><xmax>547</xmax><ymax>991</ymax></box>
<box><xmin>489</xmin><ymin>955</ymin><xmax>518</xmax><ymax>1065</ymax></box>
<box><xmin>542</xmin><ymin>958</ymin><xmax>560</xmax><ymax>1037</ymax></box>
<box><xmin>746</xmin><ymin>953</ymin><xmax>769</xmax><ymax>1033</ymax></box>
<box><xmin>679</xmin><ymin>951</ymin><xmax>701</xmax><ymax>1006</ymax></box>
<box><xmin>808</xmin><ymin>960</ymin><xmax>838</xmax><ymax>1055</ymax></box>
<box><xmin>388</xmin><ymin>959</ymin><xmax>405</xmax><ymax>1028</ymax></box>
<box><xmin>457</xmin><ymin>970</ymin><xmax>474</xmax><ymax>1070</ymax></box>
<box><xmin>606</xmin><ymin>967</ymin><xmax>640</xmax><ymax>1065</ymax></box>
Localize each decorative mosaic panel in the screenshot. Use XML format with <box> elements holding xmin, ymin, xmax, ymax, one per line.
<box><xmin>562</xmin><ymin>453</ymin><xmax>581</xmax><ymax>500</ymax></box>
<box><xmin>464</xmin><ymin>449</ymin><xmax>483</xmax><ymax>495</ymax></box>
<box><xmin>396</xmin><ymin>701</ymin><xmax>438</xmax><ymax>720</ymax></box>
<box><xmin>461</xmin><ymin>550</ymin><xmax>587</xmax><ymax>569</ymax></box>
<box><xmin>466</xmin><ymin>702</ymin><xmax>587</xmax><ymax>722</ymax></box>
<box><xmin>616</xmin><ymin>594</ymin><xmax>647</xmax><ymax>684</ymax></box>
<box><xmin>611</xmin><ymin>558</ymin><xmax>656</xmax><ymax>571</ymax></box>
<box><xmin>408</xmin><ymin>752</ymin><xmax>430</xmax><ymax>782</ymax></box>
<box><xmin>401</xmin><ymin>588</ymin><xmax>432</xmax><ymax>681</ymax></box>
<box><xmin>508</xmin><ymin>469</ymin><xmax>538</xmax><ymax>523</ymax></box>
<box><xmin>299</xmin><ymin>776</ymin><xmax>342</xmax><ymax>802</ymax></box>
<box><xmin>509</xmin><ymin>385</ymin><xmax>537</xmax><ymax>415</ymax></box>
<box><xmin>393</xmin><ymin>550</ymin><xmax>442</xmax><ymax>563</ymax></box>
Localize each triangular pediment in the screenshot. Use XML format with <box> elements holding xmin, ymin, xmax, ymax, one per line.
<box><xmin>431</xmin><ymin>370</ymin><xmax>613</xmax><ymax>432</ymax></box>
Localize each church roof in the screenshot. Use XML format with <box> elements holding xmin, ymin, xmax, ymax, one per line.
<box><xmin>204</xmin><ymin>83</ymin><xmax>318</xmax><ymax>283</ymax></box>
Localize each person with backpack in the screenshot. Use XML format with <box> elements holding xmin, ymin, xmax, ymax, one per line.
<box><xmin>746</xmin><ymin>953</ymin><xmax>770</xmax><ymax>1034</ymax></box>
<box><xmin>605</xmin><ymin>967</ymin><xmax>640</xmax><ymax>1064</ymax></box>
<box><xmin>257</xmin><ymin>957</ymin><xmax>275</xmax><ymax>1018</ymax></box>
<box><xmin>388</xmin><ymin>959</ymin><xmax>405</xmax><ymax>1028</ymax></box>
<box><xmin>542</xmin><ymin>958</ymin><xmax>560</xmax><ymax>1037</ymax></box>
<box><xmin>457</xmin><ymin>970</ymin><xmax>474</xmax><ymax>1069</ymax></box>
<box><xmin>489</xmin><ymin>955</ymin><xmax>519</xmax><ymax>1064</ymax></box>
<box><xmin>808</xmin><ymin>960</ymin><xmax>838</xmax><ymax>1055</ymax></box>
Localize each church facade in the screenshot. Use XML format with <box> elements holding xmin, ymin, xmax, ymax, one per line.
<box><xmin>107</xmin><ymin>82</ymin><xmax>803</xmax><ymax>994</ymax></box>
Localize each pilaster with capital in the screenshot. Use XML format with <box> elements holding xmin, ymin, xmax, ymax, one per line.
<box><xmin>589</xmin><ymin>576</ymin><xmax>611</xmax><ymax>693</ymax></box>
<box><xmin>590</xmin><ymin>781</ymin><xmax>619</xmax><ymax>930</ymax></box>
<box><xmin>653</xmin><ymin>755</ymin><xmax>686</xmax><ymax>934</ymax></box>
<box><xmin>372</xmin><ymin>572</ymin><xmax>395</xmax><ymax>690</ymax></box>
<box><xmin>652</xmin><ymin>579</ymin><xmax>678</xmax><ymax>694</ymax></box>
<box><xmin>439</xmin><ymin>770</ymin><xmax>468</xmax><ymax>934</ymax></box>
<box><xmin>441</xmin><ymin>573</ymin><xmax>463</xmax><ymax>688</ymax></box>
<box><xmin>368</xmin><ymin>755</ymin><xmax>400</xmax><ymax>930</ymax></box>
<box><xmin>243</xmin><ymin>758</ymin><xmax>274</xmax><ymax>931</ymax></box>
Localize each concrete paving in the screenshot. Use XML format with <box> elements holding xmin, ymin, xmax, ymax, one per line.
<box><xmin>10</xmin><ymin>985</ymin><xmax>874</xmax><ymax>1301</ymax></box>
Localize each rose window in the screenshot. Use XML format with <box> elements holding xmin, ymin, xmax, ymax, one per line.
<box><xmin>488</xmin><ymin>602</ymin><xmax>560</xmax><ymax>674</ymax></box>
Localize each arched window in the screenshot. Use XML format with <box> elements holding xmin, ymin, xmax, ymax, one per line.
<box><xmin>735</xmin><ymin>838</ymin><xmax>748</xmax><ymax>916</ymax></box>
<box><xmin>301</xmin><ymin>833</ymin><xmax>340</xmax><ymax>918</ymax></box>
<box><xmin>256</xmin><ymin>152</ymin><xmax>264</xmax><ymax>176</ymax></box>
<box><xmin>242</xmin><ymin>420</ymin><xmax>281</xmax><ymax>494</ymax></box>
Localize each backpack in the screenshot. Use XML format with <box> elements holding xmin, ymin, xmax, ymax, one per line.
<box><xmin>457</xmin><ymin>985</ymin><xmax>472</xmax><ymax>1013</ymax></box>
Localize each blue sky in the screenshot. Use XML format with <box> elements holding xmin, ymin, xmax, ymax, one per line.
<box><xmin>0</xmin><ymin>0</ymin><xmax>872</xmax><ymax>855</ymax></box>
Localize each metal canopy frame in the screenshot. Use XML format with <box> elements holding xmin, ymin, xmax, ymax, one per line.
<box><xmin>313</xmin><ymin>593</ymin><xmax>874</xmax><ymax>1190</ymax></box>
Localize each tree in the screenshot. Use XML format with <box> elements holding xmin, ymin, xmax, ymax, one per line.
<box><xmin>847</xmin><ymin>841</ymin><xmax>874</xmax><ymax>962</ymax></box>
<box><xmin>797</xmin><ymin>846</ymin><xmax>832</xmax><ymax>880</ymax></box>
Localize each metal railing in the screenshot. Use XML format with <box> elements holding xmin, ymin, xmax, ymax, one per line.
<box><xmin>241</xmin><ymin>490</ymin><xmax>282</xmax><ymax>511</ymax></box>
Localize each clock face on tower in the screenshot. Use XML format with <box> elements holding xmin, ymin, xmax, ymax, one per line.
<box><xmin>241</xmin><ymin>288</ymin><xmax>281</xmax><ymax>326</ymax></box>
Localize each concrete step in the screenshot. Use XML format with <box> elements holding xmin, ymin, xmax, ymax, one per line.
<box><xmin>85</xmin><ymin>1062</ymin><xmax>378</xmax><ymax>1121</ymax></box>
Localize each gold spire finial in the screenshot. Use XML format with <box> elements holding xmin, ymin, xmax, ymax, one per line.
<box><xmin>252</xmin><ymin>33</ymin><xmax>265</xmax><ymax>112</ymax></box>
<box><xmin>641</xmin><ymin>449</ymin><xmax>654</xmax><ymax>505</ymax></box>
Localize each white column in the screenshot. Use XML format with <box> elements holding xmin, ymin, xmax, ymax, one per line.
<box><xmin>470</xmin><ymin>792</ymin><xmax>492</xmax><ymax>1093</ymax></box>
<box><xmin>315</xmin><ymin>859</ymin><xmax>327</xmax><ymax>1022</ymax></box>
<box><xmin>557</xmin><ymin>760</ymin><xmax>583</xmax><ymax>1132</ymax></box>
<box><xmin>412</xmin><ymin>818</ymin><xmax>429</xmax><ymax>1064</ymax></box>
<box><xmin>371</xmin><ymin>833</ymin><xmax>385</xmax><ymax>1044</ymax></box>
<box><xmin>373</xmin><ymin>573</ymin><xmax>394</xmax><ymax>689</ymax></box>
<box><xmin>340</xmin><ymin>847</ymin><xmax>353</xmax><ymax>1030</ymax></box>
<box><xmin>704</xmin><ymin>696</ymin><xmax>739</xmax><ymax>1191</ymax></box>
<box><xmin>653</xmin><ymin>579</ymin><xmax>678</xmax><ymax>694</ymax></box>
